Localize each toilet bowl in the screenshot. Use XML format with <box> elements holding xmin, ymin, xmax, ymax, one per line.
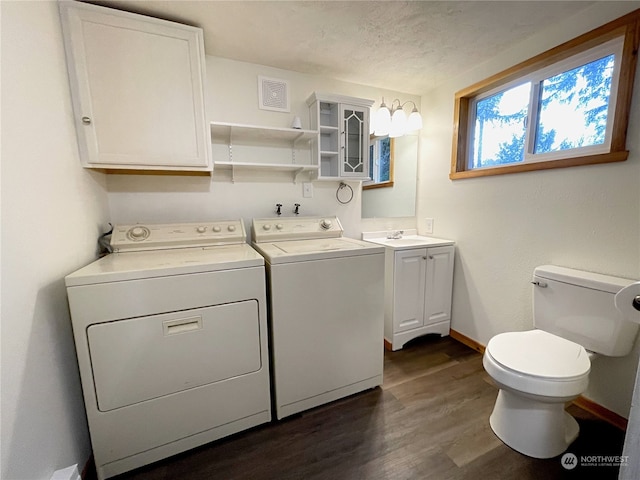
<box><xmin>483</xmin><ymin>265</ymin><xmax>639</xmax><ymax>459</ymax></box>
<box><xmin>483</xmin><ymin>330</ymin><xmax>590</xmax><ymax>458</ymax></box>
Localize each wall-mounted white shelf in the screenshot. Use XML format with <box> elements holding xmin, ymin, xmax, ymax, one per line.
<box><xmin>214</xmin><ymin>161</ymin><xmax>318</xmax><ymax>183</ymax></box>
<box><xmin>210</xmin><ymin>121</ymin><xmax>318</xmax><ymax>183</ymax></box>
<box><xmin>211</xmin><ymin>122</ymin><xmax>317</xmax><ymax>143</ymax></box>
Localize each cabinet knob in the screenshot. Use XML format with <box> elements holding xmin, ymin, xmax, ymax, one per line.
<box><xmin>81</xmin><ymin>116</ymin><xmax>92</xmax><ymax>125</ymax></box>
<box><xmin>429</xmin><ymin>255</ymin><xmax>434</xmax><ymax>259</ymax></box>
<box><xmin>422</xmin><ymin>256</ymin><xmax>427</xmax><ymax>260</ymax></box>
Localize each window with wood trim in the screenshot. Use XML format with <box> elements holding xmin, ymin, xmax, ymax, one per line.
<box><xmin>450</xmin><ymin>9</ymin><xmax>640</xmax><ymax>180</ymax></box>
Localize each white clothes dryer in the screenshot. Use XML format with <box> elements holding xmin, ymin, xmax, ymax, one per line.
<box><xmin>65</xmin><ymin>220</ymin><xmax>271</xmax><ymax>480</ymax></box>
<box><xmin>251</xmin><ymin>216</ymin><xmax>385</xmax><ymax>420</ymax></box>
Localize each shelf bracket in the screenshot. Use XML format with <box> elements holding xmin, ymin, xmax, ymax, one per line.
<box><xmin>293</xmin><ymin>168</ymin><xmax>303</xmax><ymax>184</ymax></box>
<box><xmin>228</xmin><ymin>126</ymin><xmax>236</xmax><ymax>183</ymax></box>
<box><xmin>293</xmin><ymin>167</ymin><xmax>308</xmax><ymax>184</ymax></box>
<box><xmin>291</xmin><ymin>133</ymin><xmax>309</xmax><ymax>166</ymax></box>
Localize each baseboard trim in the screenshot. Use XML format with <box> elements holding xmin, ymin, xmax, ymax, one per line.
<box><xmin>449</xmin><ymin>329</ymin><xmax>628</xmax><ymax>431</ymax></box>
<box><xmin>573</xmin><ymin>395</ymin><xmax>628</xmax><ymax>431</ymax></box>
<box><xmin>450</xmin><ymin>329</ymin><xmax>485</xmax><ymax>354</ymax></box>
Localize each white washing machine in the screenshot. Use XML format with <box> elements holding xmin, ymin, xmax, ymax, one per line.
<box><xmin>65</xmin><ymin>220</ymin><xmax>271</xmax><ymax>480</ymax></box>
<box><xmin>251</xmin><ymin>216</ymin><xmax>385</xmax><ymax>419</ymax></box>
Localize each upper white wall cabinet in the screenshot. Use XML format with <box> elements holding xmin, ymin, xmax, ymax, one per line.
<box><xmin>59</xmin><ymin>2</ymin><xmax>211</xmax><ymax>173</ymax></box>
<box><xmin>307</xmin><ymin>93</ymin><xmax>374</xmax><ymax>181</ymax></box>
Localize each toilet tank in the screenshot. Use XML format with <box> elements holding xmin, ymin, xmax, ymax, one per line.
<box><xmin>533</xmin><ymin>265</ymin><xmax>639</xmax><ymax>356</ymax></box>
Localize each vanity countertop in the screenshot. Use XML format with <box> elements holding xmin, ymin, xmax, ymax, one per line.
<box><xmin>362</xmin><ymin>230</ymin><xmax>455</xmax><ymax>250</ymax></box>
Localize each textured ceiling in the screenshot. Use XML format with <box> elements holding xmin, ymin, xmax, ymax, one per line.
<box><xmin>98</xmin><ymin>1</ymin><xmax>598</xmax><ymax>95</ymax></box>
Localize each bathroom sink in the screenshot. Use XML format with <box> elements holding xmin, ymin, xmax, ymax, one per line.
<box><xmin>382</xmin><ymin>237</ymin><xmax>438</xmax><ymax>246</ymax></box>
<box><xmin>362</xmin><ymin>231</ymin><xmax>454</xmax><ymax>249</ymax></box>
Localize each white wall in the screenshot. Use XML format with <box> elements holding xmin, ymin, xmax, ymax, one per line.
<box><xmin>1</xmin><ymin>2</ymin><xmax>110</xmax><ymax>478</ymax></box>
<box><xmin>107</xmin><ymin>57</ymin><xmax>421</xmax><ymax>238</ymax></box>
<box><xmin>418</xmin><ymin>2</ymin><xmax>640</xmax><ymax>417</ymax></box>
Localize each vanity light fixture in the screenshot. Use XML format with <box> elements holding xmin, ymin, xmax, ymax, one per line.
<box><xmin>374</xmin><ymin>98</ymin><xmax>423</xmax><ymax>137</ymax></box>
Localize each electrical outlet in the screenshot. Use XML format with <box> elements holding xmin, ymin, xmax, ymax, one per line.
<box><xmin>303</xmin><ymin>182</ymin><xmax>313</xmax><ymax>198</ymax></box>
<box><xmin>425</xmin><ymin>218</ymin><xmax>434</xmax><ymax>234</ymax></box>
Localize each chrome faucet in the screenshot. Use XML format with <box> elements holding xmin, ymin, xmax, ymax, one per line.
<box><xmin>386</xmin><ymin>230</ymin><xmax>404</xmax><ymax>239</ymax></box>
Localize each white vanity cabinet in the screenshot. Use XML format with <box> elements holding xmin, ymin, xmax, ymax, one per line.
<box><xmin>59</xmin><ymin>2</ymin><xmax>211</xmax><ymax>172</ymax></box>
<box><xmin>384</xmin><ymin>243</ymin><xmax>454</xmax><ymax>351</ymax></box>
<box><xmin>307</xmin><ymin>93</ymin><xmax>373</xmax><ymax>180</ymax></box>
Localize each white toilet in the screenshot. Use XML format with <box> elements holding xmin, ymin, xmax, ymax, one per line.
<box><xmin>483</xmin><ymin>265</ymin><xmax>639</xmax><ymax>459</ymax></box>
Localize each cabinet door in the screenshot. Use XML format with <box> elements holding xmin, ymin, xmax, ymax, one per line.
<box><xmin>424</xmin><ymin>246</ymin><xmax>454</xmax><ymax>326</ymax></box>
<box><xmin>60</xmin><ymin>2</ymin><xmax>211</xmax><ymax>171</ymax></box>
<box><xmin>393</xmin><ymin>248</ymin><xmax>427</xmax><ymax>333</ymax></box>
<box><xmin>340</xmin><ymin>104</ymin><xmax>369</xmax><ymax>178</ymax></box>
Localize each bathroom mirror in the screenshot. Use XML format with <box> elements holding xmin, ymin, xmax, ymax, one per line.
<box><xmin>362</xmin><ymin>135</ymin><xmax>418</xmax><ymax>218</ymax></box>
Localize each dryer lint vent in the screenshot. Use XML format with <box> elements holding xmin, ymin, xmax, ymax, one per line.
<box><xmin>258</xmin><ymin>76</ymin><xmax>290</xmax><ymax>112</ymax></box>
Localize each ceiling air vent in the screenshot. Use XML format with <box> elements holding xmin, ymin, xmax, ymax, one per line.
<box><xmin>258</xmin><ymin>76</ymin><xmax>290</xmax><ymax>112</ymax></box>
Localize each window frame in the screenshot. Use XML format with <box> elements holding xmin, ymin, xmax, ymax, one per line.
<box><xmin>363</xmin><ymin>136</ymin><xmax>395</xmax><ymax>190</ymax></box>
<box><xmin>450</xmin><ymin>10</ymin><xmax>640</xmax><ymax>180</ymax></box>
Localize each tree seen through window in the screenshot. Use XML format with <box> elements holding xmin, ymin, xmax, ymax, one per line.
<box><xmin>471</xmin><ymin>54</ymin><xmax>615</xmax><ymax>169</ymax></box>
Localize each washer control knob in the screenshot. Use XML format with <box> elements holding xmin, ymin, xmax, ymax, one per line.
<box><xmin>320</xmin><ymin>219</ymin><xmax>333</xmax><ymax>230</ymax></box>
<box><xmin>263</xmin><ymin>224</ymin><xmax>272</xmax><ymax>231</ymax></box>
<box><xmin>127</xmin><ymin>226</ymin><xmax>150</xmax><ymax>241</ymax></box>
<box><xmin>212</xmin><ymin>225</ymin><xmax>222</xmax><ymax>233</ymax></box>
<box><xmin>228</xmin><ymin>225</ymin><xmax>236</xmax><ymax>232</ymax></box>
<box><xmin>276</xmin><ymin>224</ymin><xmax>284</xmax><ymax>230</ymax></box>
<box><xmin>196</xmin><ymin>226</ymin><xmax>206</xmax><ymax>233</ymax></box>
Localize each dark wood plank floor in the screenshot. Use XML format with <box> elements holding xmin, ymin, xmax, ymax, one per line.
<box><xmin>114</xmin><ymin>335</ymin><xmax>625</xmax><ymax>480</ymax></box>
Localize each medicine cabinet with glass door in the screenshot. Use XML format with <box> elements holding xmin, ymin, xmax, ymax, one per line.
<box><xmin>307</xmin><ymin>93</ymin><xmax>373</xmax><ymax>181</ymax></box>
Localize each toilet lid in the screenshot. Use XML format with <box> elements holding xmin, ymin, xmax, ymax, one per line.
<box><xmin>487</xmin><ymin>330</ymin><xmax>590</xmax><ymax>379</ymax></box>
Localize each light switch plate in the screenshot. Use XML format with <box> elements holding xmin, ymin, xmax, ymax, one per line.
<box><xmin>303</xmin><ymin>182</ymin><xmax>313</xmax><ymax>198</ymax></box>
<box><xmin>425</xmin><ymin>218</ymin><xmax>434</xmax><ymax>234</ymax></box>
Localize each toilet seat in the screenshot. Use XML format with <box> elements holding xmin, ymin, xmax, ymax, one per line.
<box><xmin>484</xmin><ymin>330</ymin><xmax>590</xmax><ymax>398</ymax></box>
<box><xmin>488</xmin><ymin>330</ymin><xmax>590</xmax><ymax>379</ymax></box>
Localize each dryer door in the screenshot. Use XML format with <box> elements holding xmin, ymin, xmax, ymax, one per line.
<box><xmin>87</xmin><ymin>300</ymin><xmax>262</xmax><ymax>411</ymax></box>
